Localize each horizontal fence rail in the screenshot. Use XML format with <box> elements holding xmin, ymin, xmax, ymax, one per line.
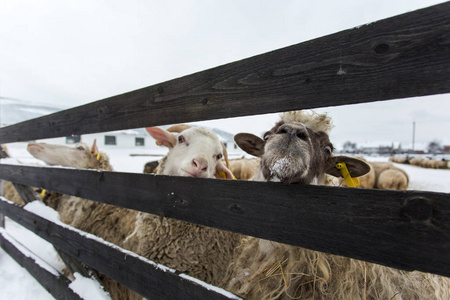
<box><xmin>1</xmin><ymin>164</ymin><xmax>449</xmax><ymax>278</ymax></box>
<box><xmin>0</xmin><ymin>231</ymin><xmax>83</xmax><ymax>300</ymax></box>
<box><xmin>0</xmin><ymin>199</ymin><xmax>242</xmax><ymax>300</ymax></box>
<box><xmin>0</xmin><ymin>2</ymin><xmax>449</xmax><ymax>143</ymax></box>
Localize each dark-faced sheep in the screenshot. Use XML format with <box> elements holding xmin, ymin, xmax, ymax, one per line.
<box><xmin>223</xmin><ymin>110</ymin><xmax>449</xmax><ymax>300</ymax></box>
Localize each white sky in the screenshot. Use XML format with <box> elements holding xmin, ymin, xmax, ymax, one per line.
<box><xmin>1</xmin><ymin>0</ymin><xmax>448</xmax><ymax>149</ymax></box>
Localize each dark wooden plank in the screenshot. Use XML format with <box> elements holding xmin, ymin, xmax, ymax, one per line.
<box><xmin>5</xmin><ymin>176</ymin><xmax>103</xmax><ymax>286</ymax></box>
<box><xmin>1</xmin><ymin>3</ymin><xmax>449</xmax><ymax>143</ymax></box>
<box><xmin>0</xmin><ymin>164</ymin><xmax>449</xmax><ymax>278</ymax></box>
<box><xmin>0</xmin><ymin>233</ymin><xmax>83</xmax><ymax>300</ymax></box>
<box><xmin>0</xmin><ymin>200</ymin><xmax>242</xmax><ymax>300</ymax></box>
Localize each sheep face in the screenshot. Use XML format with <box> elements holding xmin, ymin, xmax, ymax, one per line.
<box><xmin>235</xmin><ymin>120</ymin><xmax>370</xmax><ymax>185</ymax></box>
<box><xmin>27</xmin><ymin>140</ymin><xmax>100</xmax><ymax>169</ymax></box>
<box><xmin>146</xmin><ymin>127</ymin><xmax>234</xmax><ymax>179</ymax></box>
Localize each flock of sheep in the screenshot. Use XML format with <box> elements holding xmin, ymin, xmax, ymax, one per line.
<box><xmin>390</xmin><ymin>156</ymin><xmax>449</xmax><ymax>169</ymax></box>
<box><xmin>1</xmin><ymin>110</ymin><xmax>449</xmax><ymax>300</ymax></box>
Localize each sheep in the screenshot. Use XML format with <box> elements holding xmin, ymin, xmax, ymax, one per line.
<box><xmin>223</xmin><ymin>110</ymin><xmax>449</xmax><ymax>300</ymax></box>
<box><xmin>123</xmin><ymin>125</ymin><xmax>241</xmax><ymax>287</ymax></box>
<box><xmin>409</xmin><ymin>157</ymin><xmax>425</xmax><ymax>167</ymax></box>
<box><xmin>405</xmin><ymin>157</ymin><xmax>449</xmax><ymax>170</ymax></box>
<box><xmin>431</xmin><ymin>159</ymin><xmax>448</xmax><ymax>169</ymax></box>
<box><xmin>0</xmin><ymin>144</ymin><xmax>29</xmax><ymax>205</ymax></box>
<box><xmin>27</xmin><ymin>141</ymin><xmax>137</xmax><ymax>243</ymax></box>
<box><xmin>28</xmin><ymin>130</ymin><xmax>239</xmax><ymax>299</ymax></box>
<box><xmin>370</xmin><ymin>162</ymin><xmax>409</xmax><ymax>191</ymax></box>
<box><xmin>338</xmin><ymin>161</ymin><xmax>408</xmax><ymax>190</ymax></box>
<box><xmin>228</xmin><ymin>158</ymin><xmax>260</xmax><ymax>180</ymax></box>
<box><xmin>232</xmin><ymin>111</ymin><xmax>369</xmax><ymax>185</ymax></box>
<box><xmin>389</xmin><ymin>156</ymin><xmax>409</xmax><ymax>164</ymax></box>
<box><xmin>27</xmin><ymin>140</ymin><xmax>140</xmax><ymax>299</ymax></box>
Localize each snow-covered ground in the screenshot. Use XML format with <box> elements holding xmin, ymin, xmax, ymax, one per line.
<box><xmin>1</xmin><ymin>144</ymin><xmax>449</xmax><ymax>299</ymax></box>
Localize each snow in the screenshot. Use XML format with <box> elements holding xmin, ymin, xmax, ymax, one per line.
<box><xmin>0</xmin><ymin>247</ymin><xmax>54</xmax><ymax>300</ymax></box>
<box><xmin>3</xmin><ymin>217</ymin><xmax>65</xmax><ymax>275</ymax></box>
<box><xmin>23</xmin><ymin>201</ymin><xmax>61</xmax><ymax>223</ymax></box>
<box><xmin>1</xmin><ymin>144</ymin><xmax>450</xmax><ymax>299</ymax></box>
<box><xmin>69</xmin><ymin>273</ymin><xmax>111</xmax><ymax>300</ymax></box>
<box><xmin>1</xmin><ymin>228</ymin><xmax>59</xmax><ymax>276</ymax></box>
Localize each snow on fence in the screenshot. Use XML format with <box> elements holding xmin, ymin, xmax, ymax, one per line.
<box><xmin>1</xmin><ymin>2</ymin><xmax>450</xmax><ymax>299</ymax></box>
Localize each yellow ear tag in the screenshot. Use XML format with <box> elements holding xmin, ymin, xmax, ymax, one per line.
<box><xmin>40</xmin><ymin>189</ymin><xmax>46</xmax><ymax>198</ymax></box>
<box><xmin>219</xmin><ymin>171</ymin><xmax>237</xmax><ymax>180</ymax></box>
<box><xmin>96</xmin><ymin>153</ymin><xmax>100</xmax><ymax>161</ymax></box>
<box><xmin>336</xmin><ymin>162</ymin><xmax>360</xmax><ymax>188</ymax></box>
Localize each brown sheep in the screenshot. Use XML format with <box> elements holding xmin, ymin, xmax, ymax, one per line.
<box><xmin>222</xmin><ymin>110</ymin><xmax>448</xmax><ymax>300</ymax></box>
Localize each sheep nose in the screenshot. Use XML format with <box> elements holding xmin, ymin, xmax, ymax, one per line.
<box><xmin>277</xmin><ymin>125</ymin><xmax>308</xmax><ymax>140</ymax></box>
<box><xmin>192</xmin><ymin>158</ymin><xmax>208</xmax><ymax>172</ymax></box>
<box><xmin>279</xmin><ymin>125</ymin><xmax>307</xmax><ymax>140</ymax></box>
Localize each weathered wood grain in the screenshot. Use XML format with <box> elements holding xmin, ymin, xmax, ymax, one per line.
<box><xmin>0</xmin><ymin>2</ymin><xmax>449</xmax><ymax>143</ymax></box>
<box><xmin>0</xmin><ymin>200</ymin><xmax>242</xmax><ymax>300</ymax></box>
<box><xmin>1</xmin><ymin>164</ymin><xmax>449</xmax><ymax>278</ymax></box>
<box><xmin>0</xmin><ymin>233</ymin><xmax>83</xmax><ymax>300</ymax></box>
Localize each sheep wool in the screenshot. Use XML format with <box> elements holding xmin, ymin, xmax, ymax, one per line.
<box><xmin>223</xmin><ymin>110</ymin><xmax>449</xmax><ymax>300</ymax></box>
<box><xmin>280</xmin><ymin>110</ymin><xmax>334</xmax><ymax>134</ymax></box>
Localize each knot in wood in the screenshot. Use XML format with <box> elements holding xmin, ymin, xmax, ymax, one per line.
<box><xmin>403</xmin><ymin>197</ymin><xmax>433</xmax><ymax>221</ymax></box>
<box><xmin>229</xmin><ymin>203</ymin><xmax>244</xmax><ymax>214</ymax></box>
<box><xmin>97</xmin><ymin>107</ymin><xmax>107</xmax><ymax>120</ymax></box>
<box><xmin>373</xmin><ymin>43</ymin><xmax>390</xmax><ymax>54</ymax></box>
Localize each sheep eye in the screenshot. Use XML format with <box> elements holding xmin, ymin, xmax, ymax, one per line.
<box><xmin>178</xmin><ymin>135</ymin><xmax>185</xmax><ymax>143</ymax></box>
<box><xmin>216</xmin><ymin>154</ymin><xmax>223</xmax><ymax>160</ymax></box>
<box><xmin>324</xmin><ymin>146</ymin><xmax>332</xmax><ymax>154</ymax></box>
<box><xmin>76</xmin><ymin>146</ymin><xmax>85</xmax><ymax>151</ymax></box>
<box><xmin>263</xmin><ymin>134</ymin><xmax>271</xmax><ymax>141</ymax></box>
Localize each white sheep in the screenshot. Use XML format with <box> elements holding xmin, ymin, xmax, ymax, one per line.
<box><xmin>223</xmin><ymin>110</ymin><xmax>449</xmax><ymax>300</ymax></box>
<box><xmin>28</xmin><ymin>130</ymin><xmax>239</xmax><ymax>299</ymax></box>
<box><xmin>124</xmin><ymin>126</ymin><xmax>240</xmax><ymax>287</ymax></box>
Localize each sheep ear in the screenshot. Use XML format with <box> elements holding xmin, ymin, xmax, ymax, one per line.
<box><xmin>91</xmin><ymin>139</ymin><xmax>99</xmax><ymax>155</ymax></box>
<box><xmin>325</xmin><ymin>156</ymin><xmax>371</xmax><ymax>178</ymax></box>
<box><xmin>214</xmin><ymin>160</ymin><xmax>235</xmax><ymax>179</ymax></box>
<box><xmin>234</xmin><ymin>133</ymin><xmax>265</xmax><ymax>157</ymax></box>
<box><xmin>146</xmin><ymin>127</ymin><xmax>177</xmax><ymax>148</ymax></box>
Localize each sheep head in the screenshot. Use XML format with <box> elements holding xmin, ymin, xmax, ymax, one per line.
<box><xmin>27</xmin><ymin>139</ymin><xmax>110</xmax><ymax>170</ymax></box>
<box><xmin>146</xmin><ymin>126</ymin><xmax>234</xmax><ymax>179</ymax></box>
<box><xmin>234</xmin><ymin>110</ymin><xmax>369</xmax><ymax>184</ymax></box>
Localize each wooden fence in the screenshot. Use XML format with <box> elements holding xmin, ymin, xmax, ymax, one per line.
<box><xmin>1</xmin><ymin>2</ymin><xmax>450</xmax><ymax>299</ymax></box>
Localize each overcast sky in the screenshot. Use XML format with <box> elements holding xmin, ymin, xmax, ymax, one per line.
<box><xmin>1</xmin><ymin>0</ymin><xmax>448</xmax><ymax>149</ymax></box>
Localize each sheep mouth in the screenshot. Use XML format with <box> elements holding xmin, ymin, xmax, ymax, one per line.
<box><xmin>180</xmin><ymin>169</ymin><xmax>207</xmax><ymax>178</ymax></box>
<box><xmin>262</xmin><ymin>152</ymin><xmax>311</xmax><ymax>184</ymax></box>
<box><xmin>27</xmin><ymin>143</ymin><xmax>45</xmax><ymax>152</ymax></box>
